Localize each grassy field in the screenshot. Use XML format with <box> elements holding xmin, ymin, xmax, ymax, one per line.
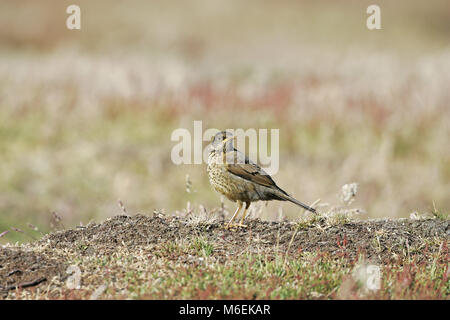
<box><xmin>1</xmin><ymin>213</ymin><xmax>448</xmax><ymax>299</ymax></box>
<box><xmin>1</xmin><ymin>0</ymin><xmax>449</xmax><ymax>244</ymax></box>
<box><xmin>0</xmin><ymin>0</ymin><xmax>449</xmax><ymax>300</ymax></box>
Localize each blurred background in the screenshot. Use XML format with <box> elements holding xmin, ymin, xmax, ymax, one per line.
<box><xmin>1</xmin><ymin>0</ymin><xmax>449</xmax><ymax>243</ymax></box>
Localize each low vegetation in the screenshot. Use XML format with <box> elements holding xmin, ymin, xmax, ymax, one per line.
<box><xmin>1</xmin><ymin>212</ymin><xmax>448</xmax><ymax>299</ymax></box>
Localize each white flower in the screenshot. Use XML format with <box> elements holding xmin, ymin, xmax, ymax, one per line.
<box><xmin>339</xmin><ymin>183</ymin><xmax>359</xmax><ymax>205</ymax></box>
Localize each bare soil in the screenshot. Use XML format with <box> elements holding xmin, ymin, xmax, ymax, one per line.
<box><xmin>1</xmin><ymin>214</ymin><xmax>448</xmax><ymax>298</ymax></box>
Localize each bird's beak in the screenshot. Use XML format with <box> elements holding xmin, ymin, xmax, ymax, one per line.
<box><xmin>221</xmin><ymin>135</ymin><xmax>237</xmax><ymax>145</ymax></box>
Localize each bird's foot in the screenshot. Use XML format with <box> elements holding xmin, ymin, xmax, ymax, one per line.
<box><xmin>224</xmin><ymin>223</ymin><xmax>235</xmax><ymax>230</ymax></box>
<box><xmin>224</xmin><ymin>223</ymin><xmax>247</xmax><ymax>230</ymax></box>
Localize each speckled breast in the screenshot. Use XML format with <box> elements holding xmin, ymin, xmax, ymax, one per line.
<box><xmin>207</xmin><ymin>151</ymin><xmax>260</xmax><ymax>202</ymax></box>
<box><xmin>207</xmin><ymin>152</ymin><xmax>234</xmax><ymax>199</ymax></box>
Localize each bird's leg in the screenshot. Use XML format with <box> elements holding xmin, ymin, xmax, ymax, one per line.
<box><xmin>237</xmin><ymin>202</ymin><xmax>251</xmax><ymax>227</ymax></box>
<box><xmin>225</xmin><ymin>201</ymin><xmax>242</xmax><ymax>229</ymax></box>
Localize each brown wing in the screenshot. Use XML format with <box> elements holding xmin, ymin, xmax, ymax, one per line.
<box><xmin>225</xmin><ymin>150</ymin><xmax>281</xmax><ymax>190</ymax></box>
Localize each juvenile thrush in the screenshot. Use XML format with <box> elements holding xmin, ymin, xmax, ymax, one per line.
<box><xmin>207</xmin><ymin>131</ymin><xmax>316</xmax><ymax>229</ymax></box>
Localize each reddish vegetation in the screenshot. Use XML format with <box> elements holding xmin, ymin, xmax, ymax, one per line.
<box><xmin>1</xmin><ymin>215</ymin><xmax>448</xmax><ymax>299</ymax></box>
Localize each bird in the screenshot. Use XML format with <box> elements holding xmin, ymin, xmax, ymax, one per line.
<box><xmin>207</xmin><ymin>131</ymin><xmax>316</xmax><ymax>229</ymax></box>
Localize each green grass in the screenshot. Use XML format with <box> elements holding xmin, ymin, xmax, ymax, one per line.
<box><xmin>6</xmin><ymin>236</ymin><xmax>448</xmax><ymax>299</ymax></box>
<box><xmin>191</xmin><ymin>237</ymin><xmax>214</xmax><ymax>257</ymax></box>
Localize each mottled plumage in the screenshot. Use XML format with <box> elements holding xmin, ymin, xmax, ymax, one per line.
<box><xmin>207</xmin><ymin>131</ymin><xmax>316</xmax><ymax>228</ymax></box>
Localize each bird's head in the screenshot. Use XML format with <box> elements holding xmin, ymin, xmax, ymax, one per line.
<box><xmin>210</xmin><ymin>131</ymin><xmax>236</xmax><ymax>152</ymax></box>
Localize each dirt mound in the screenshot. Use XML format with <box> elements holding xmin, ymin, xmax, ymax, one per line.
<box><xmin>41</xmin><ymin>214</ymin><xmax>448</xmax><ymax>261</ymax></box>
<box><xmin>0</xmin><ymin>247</ymin><xmax>66</xmax><ymax>298</ymax></box>
<box><xmin>1</xmin><ymin>214</ymin><xmax>448</xmax><ymax>298</ymax></box>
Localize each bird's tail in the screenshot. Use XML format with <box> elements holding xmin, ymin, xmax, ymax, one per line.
<box><xmin>280</xmin><ymin>194</ymin><xmax>317</xmax><ymax>213</ymax></box>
